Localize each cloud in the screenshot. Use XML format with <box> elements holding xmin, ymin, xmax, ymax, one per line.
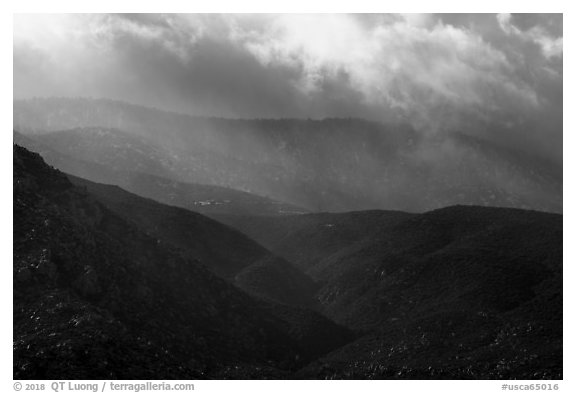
<box><xmin>497</xmin><ymin>13</ymin><xmax>563</xmax><ymax>59</ymax></box>
<box><xmin>13</xmin><ymin>13</ymin><xmax>562</xmax><ymax>161</ymax></box>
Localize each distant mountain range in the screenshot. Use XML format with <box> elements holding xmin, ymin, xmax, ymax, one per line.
<box><xmin>14</xmin><ymin>97</ymin><xmax>562</xmax><ymax>213</ymax></box>
<box><xmin>13</xmin><ymin>130</ymin><xmax>307</xmax><ymax>217</ymax></box>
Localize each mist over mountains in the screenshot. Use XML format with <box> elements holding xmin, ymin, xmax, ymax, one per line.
<box><xmin>14</xmin><ymin>14</ymin><xmax>562</xmax><ymax>162</ymax></box>
<box><xmin>14</xmin><ymin>97</ymin><xmax>561</xmax><ymax>214</ymax></box>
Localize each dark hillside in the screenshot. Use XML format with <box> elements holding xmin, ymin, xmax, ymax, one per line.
<box><xmin>13</xmin><ymin>144</ymin><xmax>351</xmax><ymax>378</ymax></box>
<box><xmin>218</xmin><ymin>206</ymin><xmax>562</xmax><ymax>379</ymax></box>
<box><xmin>299</xmin><ymin>206</ymin><xmax>562</xmax><ymax>378</ymax></box>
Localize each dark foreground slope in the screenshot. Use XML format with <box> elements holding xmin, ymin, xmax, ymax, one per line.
<box><xmin>220</xmin><ymin>207</ymin><xmax>563</xmax><ymax>379</ymax></box>
<box><xmin>13</xmin><ymin>145</ymin><xmax>351</xmax><ymax>379</ymax></box>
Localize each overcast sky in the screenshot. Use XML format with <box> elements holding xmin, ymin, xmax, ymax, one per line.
<box><xmin>13</xmin><ymin>13</ymin><xmax>563</xmax><ymax>160</ymax></box>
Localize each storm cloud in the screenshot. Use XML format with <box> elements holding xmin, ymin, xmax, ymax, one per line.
<box><xmin>13</xmin><ymin>13</ymin><xmax>562</xmax><ymax>162</ymax></box>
